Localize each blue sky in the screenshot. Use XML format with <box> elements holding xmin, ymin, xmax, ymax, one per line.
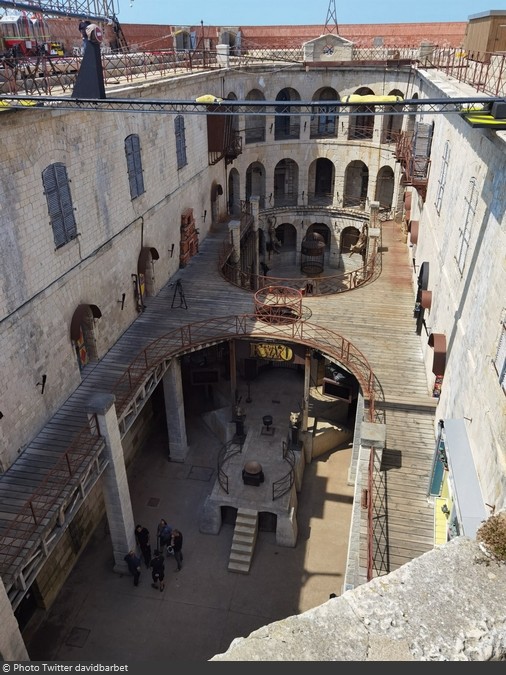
<box><xmin>115</xmin><ymin>1</ymin><xmax>501</xmax><ymax>26</ymax></box>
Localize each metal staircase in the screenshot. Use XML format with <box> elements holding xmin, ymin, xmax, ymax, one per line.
<box><xmin>228</xmin><ymin>508</ymin><xmax>258</xmax><ymax>574</ymax></box>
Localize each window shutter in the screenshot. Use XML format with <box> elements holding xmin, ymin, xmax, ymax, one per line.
<box><xmin>175</xmin><ymin>116</ymin><xmax>187</xmax><ymax>169</ymax></box>
<box><xmin>43</xmin><ymin>163</ymin><xmax>76</xmax><ymax>249</ymax></box>
<box><xmin>55</xmin><ymin>164</ymin><xmax>77</xmax><ymax>242</ymax></box>
<box><xmin>131</xmin><ymin>134</ymin><xmax>144</xmax><ymax>196</ymax></box>
<box><xmin>125</xmin><ymin>135</ymin><xmax>139</xmax><ymax>198</ymax></box>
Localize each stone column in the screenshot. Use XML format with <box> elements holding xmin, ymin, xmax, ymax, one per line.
<box><xmin>368</xmin><ymin>200</ymin><xmax>381</xmax><ymax>263</ymax></box>
<box><xmin>88</xmin><ymin>393</ymin><xmax>135</xmax><ymax>572</ymax></box>
<box><xmin>250</xmin><ymin>196</ymin><xmax>260</xmax><ymax>288</ymax></box>
<box><xmin>229</xmin><ymin>339</ymin><xmax>237</xmax><ymax>405</ymax></box>
<box><xmin>163</xmin><ymin>357</ymin><xmax>188</xmax><ymax>462</ymax></box>
<box><xmin>0</xmin><ymin>576</ymin><xmax>29</xmax><ymax>660</ymax></box>
<box><xmin>228</xmin><ymin>219</ymin><xmax>241</xmax><ymax>286</ymax></box>
<box><xmin>301</xmin><ymin>348</ymin><xmax>312</xmax><ymax>463</ymax></box>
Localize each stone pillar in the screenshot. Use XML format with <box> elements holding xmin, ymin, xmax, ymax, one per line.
<box><xmin>229</xmin><ymin>339</ymin><xmax>237</xmax><ymax>405</ymax></box>
<box><xmin>276</xmin><ymin>505</ymin><xmax>298</xmax><ymax>547</ymax></box>
<box><xmin>302</xmin><ymin>348</ymin><xmax>312</xmax><ymax>463</ymax></box>
<box><xmin>163</xmin><ymin>357</ymin><xmax>188</xmax><ymax>462</ymax></box>
<box><xmin>216</xmin><ymin>43</ymin><xmax>230</xmax><ymax>67</ymax></box>
<box><xmin>360</xmin><ymin>422</ymin><xmax>387</xmax><ymax>468</ymax></box>
<box><xmin>368</xmin><ymin>200</ymin><xmax>381</xmax><ymax>263</ymax></box>
<box><xmin>88</xmin><ymin>394</ymin><xmax>135</xmax><ymax>573</ymax></box>
<box><xmin>228</xmin><ymin>219</ymin><xmax>241</xmax><ymax>286</ymax></box>
<box><xmin>369</xmin><ymin>200</ymin><xmax>380</xmax><ymax>229</ymax></box>
<box><xmin>250</xmin><ymin>196</ymin><xmax>260</xmax><ymax>288</ymax></box>
<box><xmin>0</xmin><ymin>576</ymin><xmax>29</xmax><ymax>660</ymax></box>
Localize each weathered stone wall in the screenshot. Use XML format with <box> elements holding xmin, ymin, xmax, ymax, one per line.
<box><xmin>413</xmin><ymin>70</ymin><xmax>506</xmax><ymax>514</ymax></box>
<box><xmin>211</xmin><ymin>537</ymin><xmax>506</xmax><ymax>661</ymax></box>
<box><xmin>33</xmin><ymin>479</ymin><xmax>105</xmax><ymax>609</ymax></box>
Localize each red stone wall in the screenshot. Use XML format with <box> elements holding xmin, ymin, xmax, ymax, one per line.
<box><xmin>45</xmin><ymin>18</ymin><xmax>467</xmax><ymax>54</ymax></box>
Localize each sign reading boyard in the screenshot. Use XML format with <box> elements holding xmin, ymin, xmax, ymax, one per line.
<box><xmin>250</xmin><ymin>342</ymin><xmax>293</xmax><ymax>361</ymax></box>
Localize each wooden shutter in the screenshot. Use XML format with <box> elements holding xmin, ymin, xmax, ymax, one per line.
<box><xmin>125</xmin><ymin>134</ymin><xmax>144</xmax><ymax>198</ymax></box>
<box><xmin>43</xmin><ymin>163</ymin><xmax>76</xmax><ymax>249</ymax></box>
<box><xmin>175</xmin><ymin>116</ymin><xmax>187</xmax><ymax>169</ymax></box>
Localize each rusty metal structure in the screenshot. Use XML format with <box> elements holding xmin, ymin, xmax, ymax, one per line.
<box><xmin>254</xmin><ymin>286</ymin><xmax>303</xmax><ymax>324</ymax></box>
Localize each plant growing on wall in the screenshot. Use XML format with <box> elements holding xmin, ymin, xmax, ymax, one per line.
<box><xmin>477</xmin><ymin>511</ymin><xmax>506</xmax><ymax>562</ymax></box>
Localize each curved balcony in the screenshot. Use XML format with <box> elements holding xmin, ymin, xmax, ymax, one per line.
<box><xmin>219</xmin><ymin>200</ymin><xmax>383</xmax><ymax>297</ymax></box>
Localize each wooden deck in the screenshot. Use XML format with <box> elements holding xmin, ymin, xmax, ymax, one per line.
<box><xmin>0</xmin><ymin>217</ymin><xmax>437</xmax><ymax>589</ymax></box>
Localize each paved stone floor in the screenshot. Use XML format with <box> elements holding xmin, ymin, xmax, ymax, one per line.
<box><xmin>24</xmin><ymin>369</ymin><xmax>354</xmax><ymax>662</ymax></box>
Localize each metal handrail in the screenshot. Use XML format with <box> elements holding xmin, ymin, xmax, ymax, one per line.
<box><xmin>272</xmin><ymin>438</ymin><xmax>296</xmax><ymax>501</ymax></box>
<box><xmin>2</xmin><ymin>44</ymin><xmax>504</xmax><ymax>99</ymax></box>
<box><xmin>217</xmin><ymin>437</ymin><xmax>244</xmax><ymax>494</ymax></box>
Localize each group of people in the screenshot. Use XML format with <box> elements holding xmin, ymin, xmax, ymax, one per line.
<box><xmin>123</xmin><ymin>519</ymin><xmax>184</xmax><ymax>590</ymax></box>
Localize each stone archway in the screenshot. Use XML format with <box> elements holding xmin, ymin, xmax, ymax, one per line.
<box><xmin>70</xmin><ymin>303</ymin><xmax>102</xmax><ymax>370</ymax></box>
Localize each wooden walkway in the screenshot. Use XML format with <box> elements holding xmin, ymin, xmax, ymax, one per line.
<box><xmin>0</xmin><ymin>217</ymin><xmax>436</xmax><ymax>591</ymax></box>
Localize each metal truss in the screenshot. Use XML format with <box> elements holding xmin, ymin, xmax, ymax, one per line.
<box><xmin>0</xmin><ymin>0</ymin><xmax>118</xmax><ymax>21</ymax></box>
<box><xmin>1</xmin><ymin>94</ymin><xmax>504</xmax><ymax>115</ymax></box>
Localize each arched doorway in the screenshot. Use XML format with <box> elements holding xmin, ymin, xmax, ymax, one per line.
<box><xmin>308</xmin><ymin>158</ymin><xmax>334</xmax><ymax>206</ymax></box>
<box><xmin>310</xmin><ymin>86</ymin><xmax>339</xmax><ymax>139</ymax></box>
<box><xmin>348</xmin><ymin>86</ymin><xmax>375</xmax><ymax>140</ymax></box>
<box><xmin>245</xmin><ymin>89</ymin><xmax>266</xmax><ymax>144</ymax></box>
<box><xmin>274</xmin><ymin>158</ymin><xmax>298</xmax><ymax>207</ymax></box>
<box><xmin>343</xmin><ymin>161</ymin><xmax>369</xmax><ymax>209</ymax></box>
<box><xmin>228</xmin><ymin>167</ymin><xmax>240</xmax><ymax>216</ymax></box>
<box><xmin>246</xmin><ymin>162</ymin><xmax>266</xmax><ymax>208</ymax></box>
<box><xmin>211</xmin><ymin>182</ymin><xmax>224</xmax><ymax>224</ymax></box>
<box><xmin>70</xmin><ymin>303</ymin><xmax>102</xmax><ymax>371</ymax></box>
<box><xmin>274</xmin><ymin>87</ymin><xmax>301</xmax><ymax>140</ymax></box>
<box><xmin>381</xmin><ymin>88</ymin><xmax>404</xmax><ymax>143</ymax></box>
<box><xmin>375</xmin><ymin>166</ymin><xmax>395</xmax><ymax>211</ymax></box>
<box><xmin>138</xmin><ymin>246</ymin><xmax>159</xmax><ymax>300</ymax></box>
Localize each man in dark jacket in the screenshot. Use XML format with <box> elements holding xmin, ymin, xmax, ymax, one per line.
<box><xmin>150</xmin><ymin>549</ymin><xmax>165</xmax><ymax>591</ymax></box>
<box><xmin>135</xmin><ymin>524</ymin><xmax>151</xmax><ymax>568</ymax></box>
<box><xmin>171</xmin><ymin>529</ymin><xmax>183</xmax><ymax>571</ymax></box>
<box><xmin>124</xmin><ymin>550</ymin><xmax>141</xmax><ymax>586</ymax></box>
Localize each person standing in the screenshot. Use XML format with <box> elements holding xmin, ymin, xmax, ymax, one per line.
<box><xmin>171</xmin><ymin>529</ymin><xmax>183</xmax><ymax>571</ymax></box>
<box><xmin>135</xmin><ymin>524</ymin><xmax>151</xmax><ymax>568</ymax></box>
<box><xmin>150</xmin><ymin>549</ymin><xmax>165</xmax><ymax>591</ymax></box>
<box><xmin>157</xmin><ymin>519</ymin><xmax>172</xmax><ymax>551</ymax></box>
<box><xmin>124</xmin><ymin>550</ymin><xmax>141</xmax><ymax>587</ymax></box>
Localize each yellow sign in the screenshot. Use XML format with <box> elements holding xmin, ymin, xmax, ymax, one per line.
<box><xmin>250</xmin><ymin>343</ymin><xmax>293</xmax><ymax>361</ymax></box>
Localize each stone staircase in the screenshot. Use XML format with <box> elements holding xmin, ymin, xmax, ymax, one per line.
<box><xmin>228</xmin><ymin>508</ymin><xmax>258</xmax><ymax>574</ymax></box>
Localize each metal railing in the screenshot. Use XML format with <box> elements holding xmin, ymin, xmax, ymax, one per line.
<box><xmin>217</xmin><ymin>437</ymin><xmax>244</xmax><ymax>494</ymax></box>
<box><xmin>272</xmin><ymin>438</ymin><xmax>296</xmax><ymax>501</ymax></box>
<box><xmin>0</xmin><ymin>416</ymin><xmax>104</xmax><ymax>576</ymax></box>
<box><xmin>2</xmin><ymin>43</ymin><xmax>504</xmax><ymax>98</ymax></box>
<box><xmin>421</xmin><ymin>47</ymin><xmax>506</xmax><ymax>98</ymax></box>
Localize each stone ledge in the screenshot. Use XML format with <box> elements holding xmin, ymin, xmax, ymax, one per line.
<box><xmin>210</xmin><ymin>534</ymin><xmax>506</xmax><ymax>661</ymax></box>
